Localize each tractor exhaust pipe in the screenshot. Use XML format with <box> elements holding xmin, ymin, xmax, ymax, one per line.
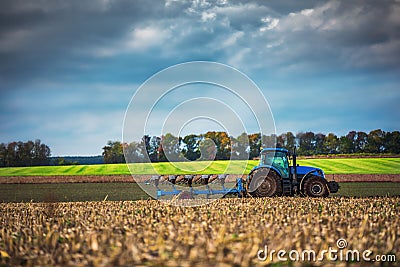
<box><xmin>293</xmin><ymin>147</ymin><xmax>297</xmax><ymax>185</ymax></box>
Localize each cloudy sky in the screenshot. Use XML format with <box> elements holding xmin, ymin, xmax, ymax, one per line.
<box><xmin>1</xmin><ymin>0</ymin><xmax>399</xmax><ymax>156</ymax></box>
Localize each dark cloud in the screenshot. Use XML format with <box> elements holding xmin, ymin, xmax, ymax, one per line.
<box><xmin>1</xmin><ymin>0</ymin><xmax>399</xmax><ymax>85</ymax></box>
<box><xmin>0</xmin><ymin>0</ymin><xmax>399</xmax><ymax>155</ymax></box>
<box><xmin>0</xmin><ymin>0</ymin><xmax>167</xmax><ymax>85</ymax></box>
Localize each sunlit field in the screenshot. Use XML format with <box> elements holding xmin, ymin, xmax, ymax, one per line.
<box><xmin>0</xmin><ymin>158</ymin><xmax>400</xmax><ymax>176</ymax></box>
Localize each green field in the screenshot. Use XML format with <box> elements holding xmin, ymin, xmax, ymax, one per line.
<box><xmin>1</xmin><ymin>182</ymin><xmax>400</xmax><ymax>202</ymax></box>
<box><xmin>0</xmin><ymin>158</ymin><xmax>400</xmax><ymax>176</ymax></box>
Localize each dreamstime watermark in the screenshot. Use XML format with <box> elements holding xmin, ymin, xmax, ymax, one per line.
<box><xmin>122</xmin><ymin>61</ymin><xmax>276</xmax><ymax>206</ymax></box>
<box><xmin>257</xmin><ymin>238</ymin><xmax>396</xmax><ymax>263</ymax></box>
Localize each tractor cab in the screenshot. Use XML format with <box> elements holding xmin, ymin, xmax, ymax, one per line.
<box><xmin>259</xmin><ymin>148</ymin><xmax>289</xmax><ymax>179</ymax></box>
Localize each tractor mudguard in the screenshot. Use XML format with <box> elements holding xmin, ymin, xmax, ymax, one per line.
<box><xmin>299</xmin><ymin>169</ymin><xmax>325</xmax><ymax>193</ymax></box>
<box><xmin>248</xmin><ymin>165</ymin><xmax>282</xmax><ymax>180</ymax></box>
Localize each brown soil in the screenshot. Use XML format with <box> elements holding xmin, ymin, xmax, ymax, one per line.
<box><xmin>0</xmin><ymin>174</ymin><xmax>399</xmax><ymax>184</ymax></box>
<box><xmin>324</xmin><ymin>174</ymin><xmax>400</xmax><ymax>182</ymax></box>
<box><xmin>298</xmin><ymin>154</ymin><xmax>400</xmax><ymax>159</ymax></box>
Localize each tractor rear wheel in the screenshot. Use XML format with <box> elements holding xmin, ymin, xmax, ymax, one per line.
<box><xmin>249</xmin><ymin>168</ymin><xmax>282</xmax><ymax>197</ymax></box>
<box><xmin>303</xmin><ymin>176</ymin><xmax>329</xmax><ymax>197</ymax></box>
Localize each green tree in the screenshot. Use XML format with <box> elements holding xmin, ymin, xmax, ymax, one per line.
<box><xmin>182</xmin><ymin>134</ymin><xmax>200</xmax><ymax>161</ymax></box>
<box><xmin>199</xmin><ymin>138</ymin><xmax>217</xmax><ymax>160</ymax></box>
<box><xmin>124</xmin><ymin>141</ymin><xmax>145</xmax><ymax>163</ymax></box>
<box><xmin>276</xmin><ymin>134</ymin><xmax>284</xmax><ymax>148</ymax></box>
<box><xmin>55</xmin><ymin>157</ymin><xmax>78</xmax><ymax>165</ymax></box>
<box><xmin>160</xmin><ymin>133</ymin><xmax>182</xmax><ymax>162</ymax></box>
<box><xmin>261</xmin><ymin>134</ymin><xmax>277</xmax><ymax>149</ymax></box>
<box><xmin>0</xmin><ymin>140</ymin><xmax>50</xmax><ymax>167</ymax></box>
<box><xmin>344</xmin><ymin>131</ymin><xmax>357</xmax><ymax>153</ymax></box>
<box><xmin>314</xmin><ymin>133</ymin><xmax>326</xmax><ymax>154</ymax></box>
<box><xmin>232</xmin><ymin>132</ymin><xmax>249</xmax><ymax>159</ymax></box>
<box><xmin>279</xmin><ymin>132</ymin><xmax>296</xmax><ymax>152</ymax></box>
<box><xmin>355</xmin><ymin>131</ymin><xmax>368</xmax><ymax>152</ymax></box>
<box><xmin>141</xmin><ymin>135</ymin><xmax>151</xmax><ymax>162</ymax></box>
<box><xmin>6</xmin><ymin>142</ymin><xmax>17</xmax><ymax>166</ymax></box>
<box><xmin>0</xmin><ymin>143</ymin><xmax>6</xmax><ymax>167</ymax></box>
<box><xmin>365</xmin><ymin>129</ymin><xmax>385</xmax><ymax>153</ymax></box>
<box><xmin>385</xmin><ymin>131</ymin><xmax>400</xmax><ymax>154</ymax></box>
<box><xmin>323</xmin><ymin>133</ymin><xmax>339</xmax><ymax>154</ymax></box>
<box><xmin>149</xmin><ymin>136</ymin><xmax>161</xmax><ymax>162</ymax></box>
<box><xmin>33</xmin><ymin>139</ymin><xmax>50</xmax><ymax>166</ymax></box>
<box><xmin>297</xmin><ymin>132</ymin><xmax>315</xmax><ymax>155</ymax></box>
<box><xmin>338</xmin><ymin>136</ymin><xmax>353</xmax><ymax>154</ymax></box>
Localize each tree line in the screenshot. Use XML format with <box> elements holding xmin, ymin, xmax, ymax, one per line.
<box><xmin>0</xmin><ymin>140</ymin><xmax>51</xmax><ymax>167</ymax></box>
<box><xmin>1</xmin><ymin>129</ymin><xmax>398</xmax><ymax>167</ymax></box>
<box><xmin>103</xmin><ymin>129</ymin><xmax>400</xmax><ymax>163</ymax></box>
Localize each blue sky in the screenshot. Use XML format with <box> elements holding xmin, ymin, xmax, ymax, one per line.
<box><xmin>1</xmin><ymin>0</ymin><xmax>399</xmax><ymax>156</ymax></box>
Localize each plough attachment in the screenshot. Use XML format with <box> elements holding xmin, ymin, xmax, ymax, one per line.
<box><xmin>146</xmin><ymin>174</ymin><xmax>245</xmax><ymax>199</ymax></box>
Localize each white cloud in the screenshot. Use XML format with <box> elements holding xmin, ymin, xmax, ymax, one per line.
<box><xmin>260</xmin><ymin>17</ymin><xmax>279</xmax><ymax>31</ymax></box>
<box><xmin>226</xmin><ymin>47</ymin><xmax>251</xmax><ymax>68</ymax></box>
<box><xmin>125</xmin><ymin>26</ymin><xmax>170</xmax><ymax>52</ymax></box>
<box><xmin>222</xmin><ymin>31</ymin><xmax>244</xmax><ymax>47</ymax></box>
<box><xmin>301</xmin><ymin>9</ymin><xmax>314</xmax><ymax>16</ymax></box>
<box><xmin>201</xmin><ymin>12</ymin><xmax>216</xmax><ymax>22</ymax></box>
<box><xmin>87</xmin><ymin>25</ymin><xmax>172</xmax><ymax>57</ymax></box>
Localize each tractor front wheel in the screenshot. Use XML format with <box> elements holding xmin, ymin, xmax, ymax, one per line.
<box><xmin>303</xmin><ymin>176</ymin><xmax>329</xmax><ymax>197</ymax></box>
<box><xmin>249</xmin><ymin>168</ymin><xmax>282</xmax><ymax>197</ymax></box>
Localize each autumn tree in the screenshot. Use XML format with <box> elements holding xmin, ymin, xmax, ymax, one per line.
<box><xmin>248</xmin><ymin>133</ymin><xmax>261</xmax><ymax>159</ymax></box>
<box><xmin>102</xmin><ymin>141</ymin><xmax>124</xmax><ymax>163</ymax></box>
<box><xmin>100</xmin><ymin>129</ymin><xmax>400</xmax><ymax>164</ymax></box>
<box><xmin>203</xmin><ymin>131</ymin><xmax>231</xmax><ymax>160</ymax></box>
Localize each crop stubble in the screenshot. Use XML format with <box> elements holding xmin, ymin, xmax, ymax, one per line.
<box><xmin>0</xmin><ymin>197</ymin><xmax>399</xmax><ymax>266</ymax></box>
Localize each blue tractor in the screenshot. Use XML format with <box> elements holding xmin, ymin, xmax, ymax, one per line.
<box><xmin>247</xmin><ymin>148</ymin><xmax>339</xmax><ymax>197</ymax></box>
<box><xmin>150</xmin><ymin>147</ymin><xmax>339</xmax><ymax>199</ymax></box>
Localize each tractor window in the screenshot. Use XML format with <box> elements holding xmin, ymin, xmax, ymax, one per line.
<box><xmin>261</xmin><ymin>151</ymin><xmax>289</xmax><ymax>178</ymax></box>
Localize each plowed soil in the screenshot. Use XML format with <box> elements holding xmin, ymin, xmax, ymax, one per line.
<box><xmin>0</xmin><ymin>174</ymin><xmax>399</xmax><ymax>184</ymax></box>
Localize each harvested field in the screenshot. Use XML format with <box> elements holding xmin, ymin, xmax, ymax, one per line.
<box><xmin>1</xmin><ymin>182</ymin><xmax>400</xmax><ymax>203</ymax></box>
<box><xmin>0</xmin><ymin>197</ymin><xmax>398</xmax><ymax>266</ymax></box>
<box><xmin>1</xmin><ymin>174</ymin><xmax>400</xmax><ymax>184</ymax></box>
